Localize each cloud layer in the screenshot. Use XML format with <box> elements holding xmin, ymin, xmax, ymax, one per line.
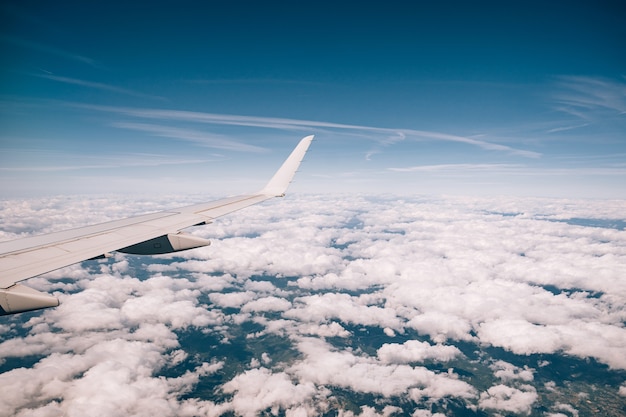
<box><xmin>1</xmin><ymin>194</ymin><xmax>625</xmax><ymax>416</ymax></box>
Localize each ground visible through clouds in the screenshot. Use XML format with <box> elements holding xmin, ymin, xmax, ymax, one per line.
<box><xmin>1</xmin><ymin>194</ymin><xmax>625</xmax><ymax>417</ymax></box>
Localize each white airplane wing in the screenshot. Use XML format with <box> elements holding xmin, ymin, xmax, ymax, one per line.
<box><xmin>0</xmin><ymin>135</ymin><xmax>314</xmax><ymax>316</ymax></box>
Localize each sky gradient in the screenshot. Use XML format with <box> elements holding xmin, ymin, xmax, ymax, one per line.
<box><xmin>1</xmin><ymin>1</ymin><xmax>625</xmax><ymax>198</ymax></box>
<box><xmin>2</xmin><ymin>3</ymin><xmax>626</xmax><ymax>415</ymax></box>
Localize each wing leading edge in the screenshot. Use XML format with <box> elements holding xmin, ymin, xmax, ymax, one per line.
<box><xmin>0</xmin><ymin>135</ymin><xmax>314</xmax><ymax>315</ymax></box>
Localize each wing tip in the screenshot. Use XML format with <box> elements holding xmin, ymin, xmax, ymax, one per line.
<box><xmin>260</xmin><ymin>135</ymin><xmax>314</xmax><ymax>197</ymax></box>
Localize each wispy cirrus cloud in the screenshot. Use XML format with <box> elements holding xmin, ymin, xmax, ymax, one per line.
<box><xmin>0</xmin><ymin>151</ymin><xmax>215</xmax><ymax>172</ymax></box>
<box><xmin>0</xmin><ymin>35</ymin><xmax>99</xmax><ymax>68</ymax></box>
<box><xmin>545</xmin><ymin>123</ymin><xmax>590</xmax><ymax>134</ymax></box>
<box><xmin>389</xmin><ymin>163</ymin><xmax>523</xmax><ymax>173</ymax></box>
<box><xmin>32</xmin><ymin>74</ymin><xmax>166</xmax><ymax>101</ymax></box>
<box><xmin>74</xmin><ymin>104</ymin><xmax>542</xmax><ymax>158</ymax></box>
<box><xmin>388</xmin><ymin>163</ymin><xmax>626</xmax><ymax>177</ymax></box>
<box><xmin>111</xmin><ymin>122</ymin><xmax>268</xmax><ymax>153</ymax></box>
<box><xmin>553</xmin><ymin>75</ymin><xmax>626</xmax><ymax>119</ymax></box>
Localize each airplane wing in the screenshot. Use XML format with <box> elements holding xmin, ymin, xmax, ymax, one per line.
<box><xmin>0</xmin><ymin>135</ymin><xmax>314</xmax><ymax>316</ymax></box>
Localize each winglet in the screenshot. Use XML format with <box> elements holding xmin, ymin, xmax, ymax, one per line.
<box><xmin>260</xmin><ymin>135</ymin><xmax>314</xmax><ymax>197</ymax></box>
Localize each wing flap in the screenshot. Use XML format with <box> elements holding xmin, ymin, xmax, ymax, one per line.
<box><xmin>0</xmin><ymin>211</ymin><xmax>210</xmax><ymax>287</ymax></box>
<box><xmin>0</xmin><ymin>212</ymin><xmax>175</xmax><ymax>256</ymax></box>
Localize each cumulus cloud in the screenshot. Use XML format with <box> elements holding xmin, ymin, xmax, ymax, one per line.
<box><xmin>284</xmin><ymin>292</ymin><xmax>403</xmax><ymax>331</ymax></box>
<box><xmin>339</xmin><ymin>405</ymin><xmax>403</xmax><ymax>417</ymax></box>
<box><xmin>1</xmin><ymin>193</ymin><xmax>625</xmax><ymax>415</ymax></box>
<box><xmin>241</xmin><ymin>296</ymin><xmax>292</xmax><ymax>313</ymax></box>
<box><xmin>0</xmin><ymin>323</ymin><xmax>224</xmax><ymax>417</ymax></box>
<box><xmin>478</xmin><ymin>384</ymin><xmax>538</xmax><ymax>415</ymax></box>
<box><xmin>208</xmin><ymin>291</ymin><xmax>256</xmax><ymax>309</ymax></box>
<box><xmin>377</xmin><ymin>340</ymin><xmax>462</xmax><ymax>364</ymax></box>
<box><xmin>290</xmin><ymin>337</ymin><xmax>476</xmax><ymax>400</ymax></box>
<box><xmin>490</xmin><ymin>360</ymin><xmax>534</xmax><ymax>382</ymax></box>
<box><xmin>221</xmin><ymin>368</ymin><xmax>317</xmax><ymax>417</ymax></box>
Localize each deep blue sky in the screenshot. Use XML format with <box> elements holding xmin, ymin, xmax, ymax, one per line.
<box><xmin>1</xmin><ymin>1</ymin><xmax>625</xmax><ymax>197</ymax></box>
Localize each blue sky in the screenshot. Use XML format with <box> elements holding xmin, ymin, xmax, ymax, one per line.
<box><xmin>1</xmin><ymin>1</ymin><xmax>625</xmax><ymax>198</ymax></box>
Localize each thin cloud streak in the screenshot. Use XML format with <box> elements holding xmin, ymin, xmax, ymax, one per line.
<box><xmin>389</xmin><ymin>164</ymin><xmax>626</xmax><ymax>176</ymax></box>
<box><xmin>545</xmin><ymin>123</ymin><xmax>589</xmax><ymax>133</ymax></box>
<box><xmin>389</xmin><ymin>164</ymin><xmax>523</xmax><ymax>173</ymax></box>
<box><xmin>33</xmin><ymin>74</ymin><xmax>166</xmax><ymax>101</ymax></box>
<box><xmin>1</xmin><ymin>35</ymin><xmax>99</xmax><ymax>68</ymax></box>
<box><xmin>554</xmin><ymin>76</ymin><xmax>626</xmax><ymax>119</ymax></box>
<box><xmin>0</xmin><ymin>153</ymin><xmax>214</xmax><ymax>172</ymax></box>
<box><xmin>187</xmin><ymin>78</ymin><xmax>330</xmax><ymax>87</ymax></box>
<box><xmin>74</xmin><ymin>104</ymin><xmax>542</xmax><ymax>158</ymax></box>
<box><xmin>111</xmin><ymin>122</ymin><xmax>268</xmax><ymax>153</ymax></box>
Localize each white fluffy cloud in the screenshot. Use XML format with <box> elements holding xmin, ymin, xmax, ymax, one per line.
<box><xmin>284</xmin><ymin>292</ymin><xmax>403</xmax><ymax>330</ymax></box>
<box><xmin>1</xmin><ymin>193</ymin><xmax>625</xmax><ymax>416</ymax></box>
<box><xmin>221</xmin><ymin>368</ymin><xmax>317</xmax><ymax>417</ymax></box>
<box><xmin>490</xmin><ymin>360</ymin><xmax>534</xmax><ymax>382</ymax></box>
<box><xmin>478</xmin><ymin>384</ymin><xmax>538</xmax><ymax>415</ymax></box>
<box><xmin>377</xmin><ymin>340</ymin><xmax>461</xmax><ymax>364</ymax></box>
<box><xmin>241</xmin><ymin>296</ymin><xmax>292</xmax><ymax>313</ymax></box>
<box><xmin>290</xmin><ymin>337</ymin><xmax>476</xmax><ymax>400</ymax></box>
